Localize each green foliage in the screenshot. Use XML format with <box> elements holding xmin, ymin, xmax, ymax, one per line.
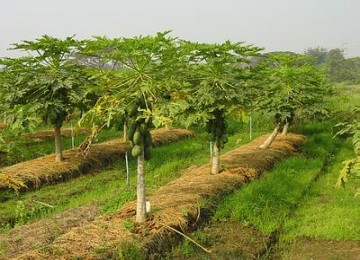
<box><xmin>0</xmin><ymin>35</ymin><xmax>97</xmax><ymax>161</ymax></box>
<box><xmin>0</xmin><ymin>35</ymin><xmax>95</xmax><ymax>128</ymax></box>
<box><xmin>257</xmin><ymin>52</ymin><xmax>330</xmax><ymax>127</ymax></box>
<box><xmin>334</xmin><ymin>106</ymin><xmax>360</xmax><ymax>188</ymax></box>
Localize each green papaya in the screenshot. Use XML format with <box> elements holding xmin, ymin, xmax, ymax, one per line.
<box><xmin>131</xmin><ymin>145</ymin><xmax>142</xmax><ymax>157</ymax></box>
<box><xmin>127</xmin><ymin>122</ymin><xmax>137</xmax><ymax>141</ymax></box>
<box><xmin>144</xmin><ymin>145</ymin><xmax>152</xmax><ymax>161</ymax></box>
<box><xmin>144</xmin><ymin>131</ymin><xmax>152</xmax><ymax>147</ymax></box>
<box><xmin>133</xmin><ymin>130</ymin><xmax>142</xmax><ymax>145</ymax></box>
<box><xmin>139</xmin><ymin>124</ymin><xmax>147</xmax><ymax>134</ymax></box>
<box><xmin>128</xmin><ymin>104</ymin><xmax>138</xmax><ymax>117</ymax></box>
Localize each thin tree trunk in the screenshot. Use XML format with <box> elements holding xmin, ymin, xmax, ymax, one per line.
<box><xmin>259</xmin><ymin>125</ymin><xmax>280</xmax><ymax>149</ymax></box>
<box><xmin>211</xmin><ymin>139</ymin><xmax>221</xmax><ymax>174</ymax></box>
<box><xmin>165</xmin><ymin>122</ymin><xmax>171</xmax><ymax>130</ymax></box>
<box><xmin>136</xmin><ymin>143</ymin><xmax>146</xmax><ymax>223</ymax></box>
<box><xmin>54</xmin><ymin>125</ymin><xmax>63</xmax><ymax>162</ymax></box>
<box><xmin>123</xmin><ymin>122</ymin><xmax>127</xmax><ymax>141</ymax></box>
<box><xmin>281</xmin><ymin>122</ymin><xmax>289</xmax><ymax>135</ymax></box>
<box><xmin>249</xmin><ymin>111</ymin><xmax>253</xmax><ymax>140</ymax></box>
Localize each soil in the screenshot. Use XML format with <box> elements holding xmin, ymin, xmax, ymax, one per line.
<box><xmin>283</xmin><ymin>237</ymin><xmax>360</xmax><ymax>260</ymax></box>
<box><xmin>171</xmin><ymin>220</ymin><xmax>273</xmax><ymax>259</ymax></box>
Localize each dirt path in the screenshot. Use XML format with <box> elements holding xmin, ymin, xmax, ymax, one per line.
<box><xmin>0</xmin><ymin>133</ymin><xmax>305</xmax><ymax>259</ymax></box>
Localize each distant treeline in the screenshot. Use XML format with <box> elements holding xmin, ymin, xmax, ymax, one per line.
<box><xmin>304</xmin><ymin>47</ymin><xmax>360</xmax><ymax>84</ymax></box>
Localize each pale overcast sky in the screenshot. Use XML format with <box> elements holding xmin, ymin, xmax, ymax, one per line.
<box><xmin>1</xmin><ymin>0</ymin><xmax>359</xmax><ymax>58</ymax></box>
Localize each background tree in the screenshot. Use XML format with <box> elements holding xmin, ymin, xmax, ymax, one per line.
<box><xmin>257</xmin><ymin>52</ymin><xmax>329</xmax><ymax>148</ymax></box>
<box><xmin>173</xmin><ymin>41</ymin><xmax>261</xmax><ymax>174</ymax></box>
<box><xmin>0</xmin><ymin>36</ymin><xmax>96</xmax><ymax>162</ymax></box>
<box><xmin>304</xmin><ymin>46</ymin><xmax>328</xmax><ymax>66</ymax></box>
<box><xmin>325</xmin><ymin>48</ymin><xmax>347</xmax><ymax>83</ymax></box>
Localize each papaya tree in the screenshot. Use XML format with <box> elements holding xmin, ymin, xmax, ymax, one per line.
<box><xmin>173</xmin><ymin>41</ymin><xmax>261</xmax><ymax>174</ymax></box>
<box><xmin>257</xmin><ymin>52</ymin><xmax>329</xmax><ymax>149</ymax></box>
<box><xmin>80</xmin><ymin>32</ymin><xmax>180</xmax><ymax>223</ymax></box>
<box><xmin>0</xmin><ymin>35</ymin><xmax>96</xmax><ymax>162</ymax></box>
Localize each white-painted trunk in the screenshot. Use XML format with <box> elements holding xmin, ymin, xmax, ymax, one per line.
<box><xmin>259</xmin><ymin>125</ymin><xmax>280</xmax><ymax>149</ymax></box>
<box><xmin>165</xmin><ymin>122</ymin><xmax>171</xmax><ymax>130</ymax></box>
<box><xmin>54</xmin><ymin>126</ymin><xmax>63</xmax><ymax>162</ymax></box>
<box><xmin>136</xmin><ymin>144</ymin><xmax>146</xmax><ymax>223</ymax></box>
<box><xmin>123</xmin><ymin>122</ymin><xmax>127</xmax><ymax>141</ymax></box>
<box><xmin>281</xmin><ymin>122</ymin><xmax>289</xmax><ymax>136</ymax></box>
<box><xmin>211</xmin><ymin>140</ymin><xmax>220</xmax><ymax>174</ymax></box>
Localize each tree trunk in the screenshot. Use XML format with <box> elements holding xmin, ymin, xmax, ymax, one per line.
<box><xmin>211</xmin><ymin>139</ymin><xmax>221</xmax><ymax>174</ymax></box>
<box><xmin>165</xmin><ymin>122</ymin><xmax>171</xmax><ymax>130</ymax></box>
<box><xmin>136</xmin><ymin>143</ymin><xmax>146</xmax><ymax>223</ymax></box>
<box><xmin>259</xmin><ymin>125</ymin><xmax>280</xmax><ymax>149</ymax></box>
<box><xmin>54</xmin><ymin>125</ymin><xmax>63</xmax><ymax>162</ymax></box>
<box><xmin>123</xmin><ymin>122</ymin><xmax>127</xmax><ymax>141</ymax></box>
<box><xmin>281</xmin><ymin>122</ymin><xmax>289</xmax><ymax>135</ymax></box>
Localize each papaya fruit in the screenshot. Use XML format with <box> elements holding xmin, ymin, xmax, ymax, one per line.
<box><xmin>144</xmin><ymin>145</ymin><xmax>152</xmax><ymax>161</ymax></box>
<box><xmin>128</xmin><ymin>104</ymin><xmax>138</xmax><ymax>117</ymax></box>
<box><xmin>133</xmin><ymin>130</ymin><xmax>142</xmax><ymax>145</ymax></box>
<box><xmin>144</xmin><ymin>131</ymin><xmax>152</xmax><ymax>147</ymax></box>
<box><xmin>127</xmin><ymin>122</ymin><xmax>137</xmax><ymax>141</ymax></box>
<box><xmin>132</xmin><ymin>145</ymin><xmax>142</xmax><ymax>157</ymax></box>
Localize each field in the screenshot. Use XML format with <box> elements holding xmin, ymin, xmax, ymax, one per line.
<box><xmin>0</xmin><ymin>85</ymin><xmax>359</xmax><ymax>259</ymax></box>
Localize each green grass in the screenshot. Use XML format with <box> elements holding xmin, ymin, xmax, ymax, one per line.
<box><xmin>282</xmin><ymin>141</ymin><xmax>360</xmax><ymax>241</ymax></box>
<box><xmin>213</xmin><ymin>122</ymin><xmax>342</xmax><ymax>234</ymax></box>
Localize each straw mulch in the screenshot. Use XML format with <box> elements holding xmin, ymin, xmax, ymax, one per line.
<box><xmin>0</xmin><ymin>204</ymin><xmax>99</xmax><ymax>260</ymax></box>
<box><xmin>11</xmin><ymin>133</ymin><xmax>305</xmax><ymax>259</ymax></box>
<box><xmin>0</xmin><ymin>128</ymin><xmax>194</xmax><ymax>192</ymax></box>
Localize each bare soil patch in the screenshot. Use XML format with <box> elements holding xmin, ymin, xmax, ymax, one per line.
<box><xmin>171</xmin><ymin>220</ymin><xmax>272</xmax><ymax>259</ymax></box>
<box><xmin>6</xmin><ymin>133</ymin><xmax>305</xmax><ymax>259</ymax></box>
<box><xmin>285</xmin><ymin>237</ymin><xmax>360</xmax><ymax>260</ymax></box>
<box><xmin>0</xmin><ymin>128</ymin><xmax>194</xmax><ymax>192</ymax></box>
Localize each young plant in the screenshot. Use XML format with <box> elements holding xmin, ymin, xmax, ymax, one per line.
<box><xmin>334</xmin><ymin>107</ymin><xmax>360</xmax><ymax>188</ymax></box>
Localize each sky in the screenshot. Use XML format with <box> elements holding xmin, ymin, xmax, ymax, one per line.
<box><xmin>1</xmin><ymin>0</ymin><xmax>359</xmax><ymax>58</ymax></box>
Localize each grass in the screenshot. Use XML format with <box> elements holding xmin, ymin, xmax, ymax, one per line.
<box><xmin>282</xmin><ymin>141</ymin><xmax>360</xmax><ymax>241</ymax></box>
<box><xmin>0</xmin><ymin>122</ymin><xmax>265</xmax><ymax>232</ymax></box>
<box><xmin>212</xmin><ymin>122</ymin><xmax>340</xmax><ymax>233</ymax></box>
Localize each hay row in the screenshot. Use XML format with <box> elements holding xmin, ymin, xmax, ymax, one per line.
<box><xmin>12</xmin><ymin>133</ymin><xmax>305</xmax><ymax>259</ymax></box>
<box><xmin>0</xmin><ymin>128</ymin><xmax>194</xmax><ymax>192</ymax></box>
